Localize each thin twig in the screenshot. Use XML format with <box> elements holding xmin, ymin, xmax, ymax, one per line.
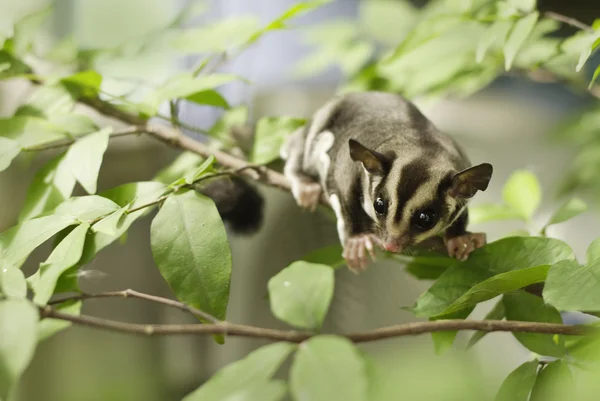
<box><xmin>22</xmin><ymin>126</ymin><xmax>147</xmax><ymax>152</ymax></box>
<box><xmin>49</xmin><ymin>289</ymin><xmax>220</xmax><ymax>324</ymax></box>
<box><xmin>39</xmin><ymin>305</ymin><xmax>597</xmax><ymax>342</ymax></box>
<box><xmin>544</xmin><ymin>11</ymin><xmax>594</xmax><ymax>33</ymax></box>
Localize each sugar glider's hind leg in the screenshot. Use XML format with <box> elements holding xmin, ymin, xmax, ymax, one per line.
<box><xmin>280</xmin><ymin>126</ymin><xmax>322</xmax><ymax>212</ymax></box>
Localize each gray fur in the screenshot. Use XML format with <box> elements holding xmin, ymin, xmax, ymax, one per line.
<box><xmin>281</xmin><ymin>91</ymin><xmax>491</xmax><ymax>255</ymax></box>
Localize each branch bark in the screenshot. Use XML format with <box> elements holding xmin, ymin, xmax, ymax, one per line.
<box><xmin>39</xmin><ymin>304</ymin><xmax>596</xmax><ymax>343</ymax></box>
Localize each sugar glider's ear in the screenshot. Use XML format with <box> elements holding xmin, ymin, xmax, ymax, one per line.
<box><xmin>349</xmin><ymin>139</ymin><xmax>389</xmax><ymax>176</ymax></box>
<box><xmin>449</xmin><ymin>163</ymin><xmax>493</xmax><ymax>199</ymax></box>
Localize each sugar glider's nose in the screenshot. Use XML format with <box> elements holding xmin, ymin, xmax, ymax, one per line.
<box><xmin>384</xmin><ymin>242</ymin><xmax>400</xmax><ymax>253</ymax></box>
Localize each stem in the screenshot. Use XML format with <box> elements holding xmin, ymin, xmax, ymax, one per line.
<box><xmin>50</xmin><ymin>289</ymin><xmax>220</xmax><ymax>324</ymax></box>
<box><xmin>22</xmin><ymin>126</ymin><xmax>146</xmax><ymax>152</ymax></box>
<box><xmin>544</xmin><ymin>11</ymin><xmax>594</xmax><ymax>33</ymax></box>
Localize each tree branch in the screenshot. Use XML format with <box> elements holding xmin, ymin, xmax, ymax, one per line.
<box><xmin>49</xmin><ymin>289</ymin><xmax>221</xmax><ymax>324</ymax></box>
<box><xmin>22</xmin><ymin>126</ymin><xmax>147</xmax><ymax>152</ymax></box>
<box><xmin>544</xmin><ymin>11</ymin><xmax>594</xmax><ymax>33</ymax></box>
<box><xmin>39</xmin><ymin>304</ymin><xmax>596</xmax><ymax>343</ymax></box>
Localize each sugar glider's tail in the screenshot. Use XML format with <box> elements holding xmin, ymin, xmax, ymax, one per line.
<box><xmin>198</xmin><ymin>176</ymin><xmax>264</xmax><ymax>234</ymax></box>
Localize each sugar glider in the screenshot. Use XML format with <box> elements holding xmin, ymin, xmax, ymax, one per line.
<box><xmin>279</xmin><ymin>91</ymin><xmax>493</xmax><ymax>272</ymax></box>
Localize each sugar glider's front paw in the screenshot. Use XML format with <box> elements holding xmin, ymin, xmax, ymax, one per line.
<box><xmin>444</xmin><ymin>232</ymin><xmax>486</xmax><ymax>261</ymax></box>
<box><xmin>291</xmin><ymin>179</ymin><xmax>322</xmax><ymax>212</ymax></box>
<box><xmin>342</xmin><ymin>234</ymin><xmax>384</xmax><ymax>274</ymax></box>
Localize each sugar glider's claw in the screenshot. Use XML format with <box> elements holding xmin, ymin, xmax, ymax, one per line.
<box><xmin>444</xmin><ymin>232</ymin><xmax>486</xmax><ymax>261</ymax></box>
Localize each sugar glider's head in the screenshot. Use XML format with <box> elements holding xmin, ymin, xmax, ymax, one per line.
<box><xmin>349</xmin><ymin>139</ymin><xmax>492</xmax><ymax>253</ymax></box>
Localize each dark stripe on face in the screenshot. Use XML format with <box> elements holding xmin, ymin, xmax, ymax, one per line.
<box><xmin>394</xmin><ymin>159</ymin><xmax>431</xmax><ymax>223</ymax></box>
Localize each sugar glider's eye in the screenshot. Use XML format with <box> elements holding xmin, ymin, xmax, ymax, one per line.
<box><xmin>374</xmin><ymin>197</ymin><xmax>387</xmax><ymax>215</ymax></box>
<box><xmin>413</xmin><ymin>209</ymin><xmax>437</xmax><ymax>230</ymax></box>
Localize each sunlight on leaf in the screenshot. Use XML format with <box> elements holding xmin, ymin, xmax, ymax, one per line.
<box><xmin>19</xmin><ymin>153</ymin><xmax>76</xmax><ymax>222</ymax></box>
<box><xmin>0</xmin><ymin>137</ymin><xmax>21</xmax><ymax>172</ymax></box>
<box><xmin>65</xmin><ymin>127</ymin><xmax>111</xmax><ymax>194</ymax></box>
<box><xmin>469</xmin><ymin>203</ymin><xmax>523</xmax><ymax>224</ymax></box>
<box><xmin>504</xmin><ymin>12</ymin><xmax>539</xmax><ymax>70</ymax></box>
<box><xmin>0</xmin><ymin>299</ymin><xmax>38</xmax><ymax>400</ymax></box>
<box><xmin>476</xmin><ymin>20</ymin><xmax>513</xmax><ymax>63</ymax></box>
<box><xmin>0</xmin><ymin>214</ymin><xmax>77</xmax><ymax>267</ymax></box>
<box><xmin>0</xmin><ymin>265</ymin><xmax>26</xmax><ymax>299</ymax></box>
<box><xmin>32</xmin><ymin>222</ymin><xmax>89</xmax><ymax>305</ymax></box>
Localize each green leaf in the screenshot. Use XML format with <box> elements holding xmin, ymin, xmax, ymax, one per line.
<box><xmin>466</xmin><ymin>299</ymin><xmax>505</xmax><ymax>349</ymax></box>
<box><xmin>529</xmin><ymin>361</ymin><xmax>574</xmax><ymax>401</ymax></box>
<box><xmin>145</xmin><ymin>73</ymin><xmax>241</xmax><ymax>115</ymax></box>
<box><xmin>507</xmin><ymin>0</ymin><xmax>536</xmax><ymax>12</ymax></box>
<box><xmin>32</xmin><ymin>222</ymin><xmax>89</xmax><ymax>305</ymax></box>
<box><xmin>503</xmin><ymin>290</ymin><xmax>565</xmax><ymax>357</ymax></box>
<box><xmin>251</xmin><ymin>117</ymin><xmax>306</xmax><ymax>165</ymax></box>
<box><xmin>0</xmin><ymin>137</ymin><xmax>21</xmax><ymax>172</ymax></box>
<box><xmin>359</xmin><ymin>0</ymin><xmax>417</xmax><ymax>46</ymax></box>
<box><xmin>587</xmin><ymin>238</ymin><xmax>600</xmax><ymax>263</ymax></box>
<box><xmin>430</xmin><ymin>308</ymin><xmax>473</xmax><ymax>355</ymax></box>
<box><xmin>0</xmin><ymin>116</ymin><xmax>66</xmax><ymax>148</ymax></box>
<box><xmin>0</xmin><ymin>266</ymin><xmax>26</xmax><ymax>299</ymax></box>
<box><xmin>151</xmin><ymin>190</ymin><xmax>231</xmax><ymax>321</ymax></box>
<box><xmin>504</xmin><ymin>12</ymin><xmax>539</xmax><ymax>70</ymax></box>
<box><xmin>400</xmin><ymin>252</ymin><xmax>456</xmax><ymax>280</ymax></box>
<box><xmin>91</xmin><ymin>207</ymin><xmax>126</xmax><ymax>236</ymax></box>
<box><xmin>590</xmin><ymin>64</ymin><xmax>600</xmax><ymax>89</ymax></box>
<box><xmin>37</xmin><ymin>300</ymin><xmax>81</xmax><ymax>342</ymax></box>
<box><xmin>172</xmin><ymin>16</ymin><xmax>261</xmax><ymax>53</ymax></box>
<box><xmin>217</xmin><ymin>380</ymin><xmax>287</xmax><ymax>401</ymax></box>
<box><xmin>15</xmin><ymin>84</ymin><xmax>75</xmax><ymax>117</ymax></box>
<box><xmin>81</xmin><ymin>182</ymin><xmax>166</xmax><ymax>259</ymax></box>
<box><xmin>412</xmin><ymin>237</ymin><xmax>574</xmax><ymax>318</ymax></box>
<box><xmin>0</xmin><ymin>299</ymin><xmax>39</xmax><ymax>400</ymax></box>
<box><xmin>545</xmin><ymin>197</ymin><xmax>587</xmax><ymax>227</ymax></box>
<box><xmin>502</xmin><ymin>169</ymin><xmax>541</xmax><ymax>221</ymax></box>
<box><xmin>11</xmin><ymin>6</ymin><xmax>52</xmax><ymax>56</ymax></box>
<box><xmin>49</xmin><ymin>113</ymin><xmax>98</xmax><ymax>135</ymax></box>
<box><xmin>576</xmin><ymin>32</ymin><xmax>600</xmax><ymax>72</ymax></box>
<box><xmin>60</xmin><ymin>70</ymin><xmax>103</xmax><ymax>98</ymax></box>
<box><xmin>476</xmin><ymin>20</ymin><xmax>513</xmax><ymax>63</ymax></box>
<box><xmin>0</xmin><ymin>214</ymin><xmax>77</xmax><ymax>267</ymax></box>
<box><xmin>208</xmin><ymin>106</ymin><xmax>249</xmax><ymax>141</ymax></box>
<box><xmin>494</xmin><ymin>360</ymin><xmax>538</xmax><ymax>401</ymax></box>
<box><xmin>184</xmin><ymin>155</ymin><xmax>215</xmax><ymax>184</ymax></box>
<box><xmin>301</xmin><ymin>244</ymin><xmax>345</xmax><ymax>269</ymax></box>
<box><xmin>54</xmin><ymin>195</ymin><xmax>120</xmax><ymax>221</ymax></box>
<box><xmin>290</xmin><ymin>335</ymin><xmax>367</xmax><ymax>401</ymax></box>
<box><xmin>65</xmin><ymin>127</ymin><xmax>111</xmax><ymax>194</ymax></box>
<box><xmin>468</xmin><ymin>203</ymin><xmax>524</xmax><ymax>224</ymax></box>
<box><xmin>544</xmin><ymin>259</ymin><xmax>600</xmax><ymax>311</ymax></box>
<box><xmin>187</xmin><ymin>89</ymin><xmax>230</xmax><ymax>109</ymax></box>
<box><xmin>435</xmin><ymin>264</ymin><xmax>551</xmax><ymax>317</ymax></box>
<box><xmin>268</xmin><ymin>261</ymin><xmax>334</xmax><ymax>330</ymax></box>
<box><xmin>154</xmin><ymin>152</ymin><xmax>204</xmax><ymax>185</ymax></box>
<box><xmin>0</xmin><ymin>50</ymin><xmax>31</xmax><ymax>80</ymax></box>
<box><xmin>248</xmin><ymin>1</ymin><xmax>329</xmax><ymax>44</ymax></box>
<box><xmin>19</xmin><ymin>153</ymin><xmax>76</xmax><ymax>221</ymax></box>
<box><xmin>182</xmin><ymin>342</ymin><xmax>296</xmax><ymax>401</ymax></box>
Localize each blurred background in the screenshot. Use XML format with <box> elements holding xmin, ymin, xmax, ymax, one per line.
<box><xmin>1</xmin><ymin>0</ymin><xmax>600</xmax><ymax>400</ymax></box>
